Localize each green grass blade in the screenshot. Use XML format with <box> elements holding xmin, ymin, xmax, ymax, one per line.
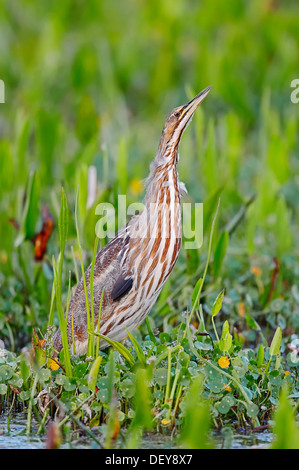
<box><xmin>75</xmin><ymin>185</ymin><xmax>92</xmax><ymax>357</ymax></box>
<box><xmin>90</xmin><ymin>332</ymin><xmax>135</xmax><ymax>367</ymax></box>
<box><xmin>89</xmin><ymin>237</ymin><xmax>100</xmax><ymax>357</ymax></box>
<box><xmin>88</xmin><ymin>355</ymin><xmax>102</xmax><ymax>393</ymax></box>
<box><xmin>126</xmin><ymin>329</ymin><xmax>146</xmax><ymax>365</ymax></box>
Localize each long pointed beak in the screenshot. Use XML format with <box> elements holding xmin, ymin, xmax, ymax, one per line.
<box><xmin>159</xmin><ymin>86</ymin><xmax>212</xmax><ymax>153</ymax></box>
<box><xmin>182</xmin><ymin>85</ymin><xmax>212</xmax><ymax>119</ymax></box>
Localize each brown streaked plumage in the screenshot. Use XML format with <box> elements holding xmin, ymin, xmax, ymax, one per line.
<box><xmin>53</xmin><ymin>86</ymin><xmax>212</xmax><ymax>355</ymax></box>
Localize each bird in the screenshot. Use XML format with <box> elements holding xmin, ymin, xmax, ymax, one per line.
<box><xmin>53</xmin><ymin>86</ymin><xmax>212</xmax><ymax>355</ymax></box>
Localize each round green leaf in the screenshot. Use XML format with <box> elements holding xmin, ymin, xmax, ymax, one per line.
<box><xmin>208</xmin><ymin>380</ymin><xmax>223</xmax><ymax>394</ymax></box>
<box><xmin>0</xmin><ymin>384</ymin><xmax>7</xmax><ymax>395</ymax></box>
<box><xmin>154</xmin><ymin>368</ymin><xmax>168</xmax><ymax>386</ymax></box>
<box><xmin>246</xmin><ymin>403</ymin><xmax>259</xmax><ymax>418</ymax></box>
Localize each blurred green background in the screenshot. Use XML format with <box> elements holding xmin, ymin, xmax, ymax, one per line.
<box><xmin>0</xmin><ymin>0</ymin><xmax>298</xmax><ymax>348</ymax></box>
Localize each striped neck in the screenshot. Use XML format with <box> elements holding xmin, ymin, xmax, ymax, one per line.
<box><xmin>144</xmin><ymin>144</ymin><xmax>179</xmax><ymax>207</ymax></box>
<box><xmin>140</xmin><ymin>151</ymin><xmax>181</xmax><ymax>243</ymax></box>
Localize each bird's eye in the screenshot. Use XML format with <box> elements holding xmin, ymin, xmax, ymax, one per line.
<box><xmin>174</xmin><ymin>111</ymin><xmax>180</xmax><ymax>117</ymax></box>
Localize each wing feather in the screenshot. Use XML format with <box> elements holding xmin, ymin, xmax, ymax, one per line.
<box><xmin>111</xmin><ymin>275</ymin><xmax>133</xmax><ymax>301</ymax></box>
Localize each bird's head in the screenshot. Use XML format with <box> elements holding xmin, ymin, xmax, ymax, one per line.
<box><xmin>158</xmin><ymin>85</ymin><xmax>212</xmax><ymax>158</ymax></box>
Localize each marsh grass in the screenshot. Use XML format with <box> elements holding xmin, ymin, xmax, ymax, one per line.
<box><xmin>51</xmin><ymin>188</ymin><xmax>72</xmax><ymax>377</ymax></box>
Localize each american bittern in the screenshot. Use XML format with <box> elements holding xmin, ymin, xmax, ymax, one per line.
<box><xmin>53</xmin><ymin>86</ymin><xmax>211</xmax><ymax>355</ymax></box>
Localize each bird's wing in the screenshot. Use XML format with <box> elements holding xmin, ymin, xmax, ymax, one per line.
<box><xmin>111</xmin><ymin>275</ymin><xmax>134</xmax><ymax>301</ymax></box>
<box><xmin>57</xmin><ymin>223</ymin><xmax>137</xmax><ymax>350</ymax></box>
<box><xmin>91</xmin><ymin>225</ymin><xmax>134</xmax><ymax>303</ymax></box>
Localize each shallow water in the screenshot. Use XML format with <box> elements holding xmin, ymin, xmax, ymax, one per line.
<box><xmin>0</xmin><ymin>412</ymin><xmax>44</xmax><ymax>449</ymax></box>
<box><xmin>0</xmin><ymin>412</ymin><xmax>273</xmax><ymax>449</ymax></box>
